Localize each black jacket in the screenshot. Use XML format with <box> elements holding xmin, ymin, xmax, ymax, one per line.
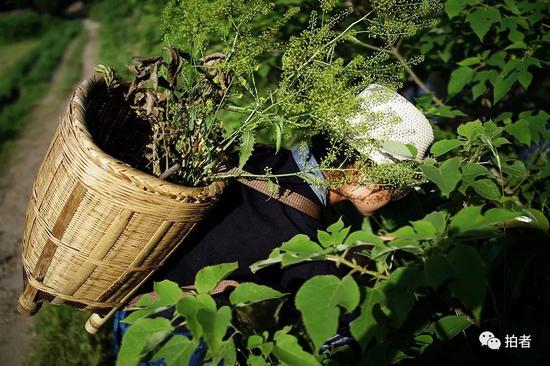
<box><xmin>151</xmin><ymin>146</ymin><xmax>338</xmax><ymax>292</ymax></box>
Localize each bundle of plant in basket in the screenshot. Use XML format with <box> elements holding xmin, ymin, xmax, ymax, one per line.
<box><xmin>96</xmin><ymin>48</ymin><xmax>231</xmax><ymax>187</ymax></box>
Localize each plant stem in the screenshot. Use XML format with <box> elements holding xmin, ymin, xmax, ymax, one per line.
<box><xmin>325</xmin><ymin>254</ymin><xmax>388</xmax><ymax>279</ymax></box>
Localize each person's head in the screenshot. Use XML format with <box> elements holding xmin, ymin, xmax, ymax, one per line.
<box><xmin>314</xmin><ymin>84</ymin><xmax>434</xmax><ymax>216</ymax></box>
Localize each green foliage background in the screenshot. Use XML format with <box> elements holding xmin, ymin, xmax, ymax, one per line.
<box><xmin>6</xmin><ymin>0</ymin><xmax>547</xmax><ymax>365</ymax></box>
<box><xmin>116</xmin><ymin>1</ymin><xmax>549</xmax><ymax>365</ymax></box>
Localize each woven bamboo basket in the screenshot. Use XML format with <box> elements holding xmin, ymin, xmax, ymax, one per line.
<box><xmin>17</xmin><ymin>75</ymin><xmax>225</xmax><ymax>333</ymax></box>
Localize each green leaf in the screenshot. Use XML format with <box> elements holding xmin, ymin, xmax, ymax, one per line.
<box><xmin>117</xmin><ymin>318</ymin><xmax>174</xmax><ymax>366</ymax></box>
<box><xmin>457</xmin><ymin>56</ymin><xmax>480</xmax><ymax>66</ymax></box>
<box><xmin>197</xmin><ymin>306</ymin><xmax>232</xmax><ymax>354</ymax></box>
<box><xmin>424</xmin><ymin>255</ymin><xmax>453</xmax><ymax>288</ymax></box>
<box><xmin>457</xmin><ymin>120</ymin><xmax>483</xmax><ymax>139</ymax></box>
<box><xmin>447</xmin><ymin>244</ymin><xmax>487</xmax><ymax>323</ymax></box>
<box><xmin>274</xmin><ymin>123</ymin><xmax>282</xmax><ymax>153</ymax></box>
<box><xmin>493</xmin><ymin>75</ymin><xmax>516</xmax><ymax>103</ymax></box>
<box><xmin>229</xmin><ymin>283</ymin><xmax>284</xmax><ymax>305</ymax></box>
<box><xmin>273</xmin><ymin>327</ymin><xmax>321</xmax><ymax>366</ymax></box>
<box><xmin>121</xmin><ymin>309</ymin><xmax>155</xmax><ymax>325</ymax></box>
<box><xmin>448</xmin><ymin>67</ymin><xmax>475</xmax><ymax>96</ymax></box>
<box><xmin>521</xmin><ymin>208</ymin><xmax>549</xmax><ymax>232</ymax></box>
<box><xmin>461</xmin><ymin>163</ymin><xmax>490</xmax><ymax>184</ymax></box>
<box><xmin>194</xmin><ymin>262</ymin><xmax>238</xmax><ymax>294</ymax></box>
<box><xmin>381</xmin><ymin>140</ymin><xmax>414</xmax><ymax>159</ymax></box>
<box><xmin>430</xmin><ymin>139</ymin><xmax>463</xmax><ymax>156</ymax></box>
<box><xmin>344</xmin><ymin>231</ymin><xmax>384</xmax><ymax>246</ymax></box>
<box><xmin>239</xmin><ymin>129</ymin><xmax>255</xmax><ymax>168</ymax></box>
<box><xmin>435</xmin><ymin>316</ymin><xmax>472</xmax><ymax>340</ymax></box>
<box><xmin>349</xmin><ymin>287</ymin><xmax>385</xmax><ymax>351</ymax></box>
<box><xmin>449</xmin><ymin>206</ymin><xmax>485</xmax><ymax>234</ymax></box>
<box><xmin>472</xmin><ymin>179</ymin><xmax>501</xmax><ymax>200</ymax></box>
<box><xmin>411</xmin><ymin>220</ymin><xmax>438</xmax><ymax>238</ymax></box>
<box><xmin>149</xmin><ymin>335</ymin><xmax>197</xmax><ymax>366</ymax></box>
<box><xmin>153</xmin><ymin>280</ymin><xmax>183</xmax><ymax>307</ymax></box>
<box><xmin>175</xmin><ymin>294</ymin><xmax>216</xmax><ymax>339</ymax></box>
<box><xmin>502</xmin><ymin>160</ymin><xmax>526</xmax><ymax>178</ymax></box>
<box><xmin>472</xmin><ymin>81</ymin><xmax>487</xmax><ymax>100</ymax></box>
<box><xmin>296</xmin><ymin>276</ymin><xmax>360</xmax><ymax>351</ymax></box>
<box><xmin>445</xmin><ymin>0</ymin><xmax>478</xmax><ymax>19</ymax></box>
<box><xmin>422</xmin><ymin>211</ymin><xmax>448</xmax><ymax>234</ymax></box>
<box><xmin>420</xmin><ymin>157</ymin><xmax>462</xmax><ymax>197</ymax></box>
<box><xmin>505</xmin><ymin>119</ymin><xmax>531</xmax><ymax>145</ymax></box>
<box><xmin>466</xmin><ymin>8</ymin><xmax>501</xmax><ymax>41</ymax></box>
<box><xmin>282</xmin><ymin>234</ymin><xmax>323</xmax><ymax>254</ymax></box>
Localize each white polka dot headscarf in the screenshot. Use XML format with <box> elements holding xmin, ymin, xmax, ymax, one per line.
<box><xmin>349</xmin><ymin>84</ymin><xmax>434</xmax><ymax>164</ymax></box>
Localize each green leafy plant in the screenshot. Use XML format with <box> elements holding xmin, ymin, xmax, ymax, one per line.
<box><xmin>113</xmin><ymin>0</ymin><xmax>550</xmax><ymax>364</ymax></box>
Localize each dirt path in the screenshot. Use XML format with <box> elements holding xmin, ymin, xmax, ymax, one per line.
<box><xmin>0</xmin><ymin>19</ymin><xmax>99</xmax><ymax>366</ymax></box>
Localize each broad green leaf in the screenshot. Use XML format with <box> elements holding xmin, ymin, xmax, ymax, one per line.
<box><xmin>487</xmin><ymin>52</ymin><xmax>505</xmax><ymax>67</ymax></box>
<box><xmin>493</xmin><ymin>75</ymin><xmax>515</xmax><ymax>103</ymax></box>
<box><xmin>457</xmin><ymin>120</ymin><xmax>483</xmax><ymax>139</ymax></box>
<box><xmin>472</xmin><ymin>81</ymin><xmax>487</xmax><ymax>100</ymax></box>
<box><xmin>239</xmin><ymin>129</ymin><xmax>255</xmax><ymax>168</ymax></box>
<box><xmin>448</xmin><ymin>67</ymin><xmax>475</xmax><ymax>96</ymax></box>
<box><xmin>484</xmin><ymin>208</ymin><xmax>521</xmax><ymax>226</ymax></box>
<box><xmin>457</xmin><ymin>56</ymin><xmax>480</xmax><ymax>66</ymax></box>
<box><xmin>411</xmin><ymin>220</ymin><xmax>438</xmax><ymax>238</ymax></box>
<box><xmin>505</xmin><ymin>119</ymin><xmax>531</xmax><ymax>145</ymax></box>
<box><xmin>461</xmin><ymin>163</ymin><xmax>490</xmax><ymax>184</ymax></box>
<box><xmin>121</xmin><ymin>309</ymin><xmax>155</xmax><ymax>325</ymax></box>
<box><xmin>422</xmin><ymin>211</ymin><xmax>448</xmax><ymax>234</ymax></box>
<box><xmin>466</xmin><ymin>8</ymin><xmax>501</xmax><ymax>41</ymax></box>
<box><xmin>195</xmin><ymin>262</ymin><xmax>238</xmax><ymax>294</ymax></box>
<box><xmin>149</xmin><ymin>335</ymin><xmax>197</xmax><ymax>366</ymax></box>
<box><xmin>117</xmin><ymin>318</ymin><xmax>174</xmax><ymax>366</ymax></box>
<box><xmin>445</xmin><ymin>0</ymin><xmax>478</xmax><ymax>19</ymax></box>
<box><xmin>296</xmin><ymin>275</ymin><xmax>360</xmax><ymax>351</ymax></box>
<box><xmin>424</xmin><ymin>255</ymin><xmax>453</xmax><ymax>288</ymax></box>
<box><xmin>153</xmin><ymin>280</ymin><xmax>183</xmax><ymax>307</ymax></box>
<box><xmin>197</xmin><ymin>305</ymin><xmax>232</xmax><ymax>354</ymax></box>
<box><xmin>175</xmin><ymin>294</ymin><xmax>216</xmax><ymax>338</ymax></box>
<box><xmin>273</xmin><ymin>328</ymin><xmax>321</xmax><ymax>366</ymax></box>
<box><xmin>435</xmin><ymin>315</ymin><xmax>472</xmax><ymax>340</ymax></box>
<box><xmin>382</xmin><ymin>140</ymin><xmax>414</xmax><ymax>159</ymax></box>
<box><xmin>420</xmin><ymin>157</ymin><xmax>461</xmax><ymax>197</ymax></box>
<box><xmin>282</xmin><ymin>234</ymin><xmax>322</xmax><ymax>254</ymax></box>
<box><xmin>229</xmin><ymin>283</ymin><xmax>284</xmax><ymax>305</ymax></box>
<box><xmin>449</xmin><ymin>206</ymin><xmax>485</xmax><ymax>233</ymax></box>
<box><xmin>382</xmin><ymin>267</ymin><xmax>424</xmax><ymax>327</ymax></box>
<box><xmin>430</xmin><ymin>139</ymin><xmax>463</xmax><ymax>156</ymax></box>
<box><xmin>502</xmin><ymin>160</ymin><xmax>526</xmax><ymax>178</ymax></box>
<box><xmin>447</xmin><ymin>244</ymin><xmax>487</xmax><ymax>323</ymax></box>
<box><xmin>212</xmin><ymin>340</ymin><xmax>237</xmax><ymax>366</ymax></box>
<box><xmin>350</xmin><ymin>287</ymin><xmax>385</xmax><ymax>351</ymax></box>
<box><xmin>472</xmin><ymin>179</ymin><xmax>501</xmax><ymax>201</ymax></box>
<box><xmin>521</xmin><ymin>208</ymin><xmax>549</xmax><ymax>232</ymax></box>
<box><xmin>344</xmin><ymin>231</ymin><xmax>384</xmax><ymax>246</ymax></box>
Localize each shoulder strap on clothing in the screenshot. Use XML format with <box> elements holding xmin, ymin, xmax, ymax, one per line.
<box><xmin>229</xmin><ymin>168</ymin><xmax>321</xmax><ymax>220</ymax></box>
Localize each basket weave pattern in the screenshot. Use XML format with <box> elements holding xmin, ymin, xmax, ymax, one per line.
<box><xmin>18</xmin><ymin>76</ymin><xmax>224</xmax><ymax>315</ymax></box>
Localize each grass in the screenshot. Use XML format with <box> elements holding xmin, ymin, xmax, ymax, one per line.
<box><xmin>0</xmin><ymin>21</ymin><xmax>81</xmax><ymax>154</ymax></box>
<box><xmin>0</xmin><ymin>39</ymin><xmax>40</xmax><ymax>79</ymax></box>
<box><xmin>58</xmin><ymin>30</ymin><xmax>86</xmax><ymax>96</ymax></box>
<box><xmin>25</xmin><ymin>304</ymin><xmax>114</xmax><ymax>366</ymax></box>
<box><xmin>90</xmin><ymin>0</ymin><xmax>164</xmax><ymax>78</ymax></box>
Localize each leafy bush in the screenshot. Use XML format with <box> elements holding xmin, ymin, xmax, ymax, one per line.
<box><xmin>0</xmin><ymin>20</ymin><xmax>80</xmax><ymax>147</ymax></box>
<box><xmin>116</xmin><ymin>0</ymin><xmax>549</xmax><ymax>365</ymax></box>
<box><xmin>0</xmin><ymin>10</ymin><xmax>55</xmax><ymax>44</ymax></box>
<box><xmin>26</xmin><ymin>303</ymin><xmax>114</xmax><ymax>366</ymax></box>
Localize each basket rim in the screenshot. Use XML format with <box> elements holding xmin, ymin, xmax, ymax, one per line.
<box><xmin>70</xmin><ymin>74</ymin><xmax>225</xmax><ymax>200</ymax></box>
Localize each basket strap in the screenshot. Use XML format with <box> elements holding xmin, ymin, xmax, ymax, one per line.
<box><xmin>229</xmin><ymin>168</ymin><xmax>321</xmax><ymax>220</ymax></box>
